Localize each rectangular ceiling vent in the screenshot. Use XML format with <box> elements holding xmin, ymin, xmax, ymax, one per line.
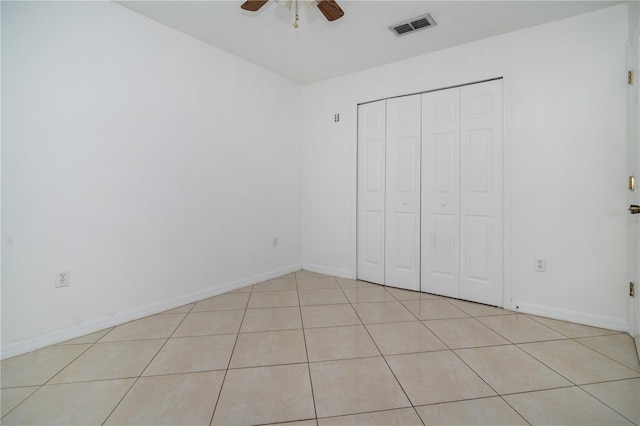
<box><xmin>390</xmin><ymin>13</ymin><xmax>436</xmax><ymax>37</ymax></box>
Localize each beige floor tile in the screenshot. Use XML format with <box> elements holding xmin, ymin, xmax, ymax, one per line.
<box><xmin>270</xmin><ymin>421</ymin><xmax>317</xmax><ymax>426</ymax></box>
<box><xmin>253</xmin><ymin>278</ymin><xmax>297</xmax><ymax>292</ymax></box>
<box><xmin>228</xmin><ymin>285</ymin><xmax>253</xmax><ymax>293</ymax></box>
<box><xmin>173</xmin><ymin>310</ymin><xmax>244</xmax><ymax>337</ymax></box>
<box><xmin>528</xmin><ymin>315</ymin><xmax>619</xmax><ymax>338</ymax></box>
<box><xmin>49</xmin><ymin>340</ymin><xmax>165</xmax><ymax>383</ymax></box>
<box><xmin>279</xmin><ymin>272</ymin><xmax>297</xmax><ymax>279</ymax></box>
<box><xmin>100</xmin><ymin>313</ymin><xmax>185</xmax><ymax>342</ymax></box>
<box><xmin>385</xmin><ymin>287</ymin><xmax>440</xmax><ymax>300</ymax></box>
<box><xmin>143</xmin><ymin>334</ymin><xmax>236</xmax><ymax>376</ymax></box>
<box><xmin>212</xmin><ymin>364</ymin><xmax>315</xmax><ymax>425</ymax></box>
<box><xmin>415</xmin><ymin>397</ymin><xmax>528</xmax><ymax>425</ymax></box>
<box><xmin>7</xmin><ymin>278</ymin><xmax>640</xmax><ymax>426</ymax></box>
<box><xmin>342</xmin><ymin>287</ymin><xmax>396</xmax><ymax>303</ymax></box>
<box><xmin>297</xmin><ymin>277</ymin><xmax>340</xmax><ymax>290</ymax></box>
<box><xmin>240</xmin><ymin>306</ymin><xmax>302</xmax><ymax>332</ymax></box>
<box><xmin>504</xmin><ymin>387</ymin><xmax>633</xmax><ymax>425</ymax></box>
<box><xmin>477</xmin><ymin>314</ymin><xmax>566</xmax><ymax>343</ymax></box>
<box><xmin>2</xmin><ymin>379</ymin><xmax>134</xmax><ymax>426</ymax></box>
<box><xmin>160</xmin><ymin>303</ymin><xmax>195</xmax><ymax>314</ymax></box>
<box><xmin>309</xmin><ymin>357</ymin><xmax>411</xmax><ymax>418</ymax></box>
<box><xmin>366</xmin><ymin>322</ymin><xmax>446</xmax><ymax>355</ymax></box>
<box><xmin>576</xmin><ymin>334</ymin><xmax>640</xmax><ymax>372</ymax></box>
<box><xmin>455</xmin><ymin>345</ymin><xmax>572</xmax><ymax>394</ymax></box>
<box><xmin>295</xmin><ymin>270</ymin><xmax>328</xmax><ymax>278</ymax></box>
<box><xmin>301</xmin><ymin>304</ymin><xmax>362</xmax><ymax>328</ymax></box>
<box><xmin>248</xmin><ymin>290</ymin><xmax>299</xmax><ymax>308</ymax></box>
<box><xmin>106</xmin><ymin>371</ymin><xmax>224</xmax><ymax>425</ymax></box>
<box><xmin>318</xmin><ymin>408</ymin><xmax>423</xmax><ymax>425</ymax></box>
<box><xmin>1</xmin><ymin>386</ymin><xmax>39</xmax><ymax>417</ymax></box>
<box><xmin>230</xmin><ymin>329</ymin><xmax>307</xmax><ymax>368</ymax></box>
<box><xmin>519</xmin><ymin>340</ymin><xmax>640</xmax><ymax>385</ymax></box>
<box><xmin>58</xmin><ymin>329</ymin><xmax>112</xmax><ymax>345</ymax></box>
<box><xmin>192</xmin><ymin>293</ymin><xmax>250</xmax><ymax>312</ymax></box>
<box><xmin>335</xmin><ymin>278</ymin><xmax>378</xmax><ymax>289</ymax></box>
<box><xmin>424</xmin><ymin>317</ymin><xmax>510</xmax><ymax>349</ymax></box>
<box><xmin>353</xmin><ymin>301</ymin><xmax>417</xmax><ymax>324</ymax></box>
<box><xmin>1</xmin><ymin>345</ymin><xmax>90</xmax><ymax>388</ymax></box>
<box><xmin>401</xmin><ymin>299</ymin><xmax>468</xmax><ymax>320</ymax></box>
<box><xmin>299</xmin><ymin>288</ymin><xmax>349</xmax><ymax>306</ymax></box>
<box><xmin>305</xmin><ymin>325</ymin><xmax>380</xmax><ymax>362</ymax></box>
<box><xmin>386</xmin><ymin>351</ymin><xmax>495</xmax><ymax>405</ymax></box>
<box><xmin>448</xmin><ymin>299</ymin><xmax>514</xmax><ymax>317</ymax></box>
<box><xmin>582</xmin><ymin>378</ymin><xmax>640</xmax><ymax>424</ymax></box>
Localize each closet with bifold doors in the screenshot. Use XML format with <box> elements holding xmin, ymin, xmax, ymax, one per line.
<box><xmin>357</xmin><ymin>79</ymin><xmax>504</xmax><ymax>307</ymax></box>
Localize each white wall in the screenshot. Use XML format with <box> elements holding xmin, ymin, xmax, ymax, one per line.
<box><xmin>1</xmin><ymin>1</ymin><xmax>302</xmax><ymax>357</ymax></box>
<box><xmin>302</xmin><ymin>4</ymin><xmax>630</xmax><ymax>330</ymax></box>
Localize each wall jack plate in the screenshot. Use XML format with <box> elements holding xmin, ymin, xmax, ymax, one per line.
<box><xmin>535</xmin><ymin>258</ymin><xmax>546</xmax><ymax>272</ymax></box>
<box><xmin>55</xmin><ymin>270</ymin><xmax>70</xmax><ymax>288</ymax></box>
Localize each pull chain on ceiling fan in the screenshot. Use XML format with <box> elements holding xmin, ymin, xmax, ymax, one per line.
<box><xmin>240</xmin><ymin>0</ymin><xmax>344</xmax><ymax>28</ymax></box>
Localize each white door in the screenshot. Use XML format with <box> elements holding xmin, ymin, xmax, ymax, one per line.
<box><xmin>459</xmin><ymin>80</ymin><xmax>504</xmax><ymax>306</ymax></box>
<box><xmin>357</xmin><ymin>100</ymin><xmax>386</xmax><ymax>285</ymax></box>
<box><xmin>421</xmin><ymin>80</ymin><xmax>503</xmax><ymax>307</ymax></box>
<box><xmin>421</xmin><ymin>87</ymin><xmax>461</xmax><ymax>298</ymax></box>
<box><xmin>385</xmin><ymin>95</ymin><xmax>421</xmax><ymax>291</ymax></box>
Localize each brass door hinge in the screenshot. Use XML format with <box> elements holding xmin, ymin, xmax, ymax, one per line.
<box><xmin>630</xmin><ymin>176</ymin><xmax>636</xmax><ymax>191</ymax></box>
<box><xmin>631</xmin><ymin>282</ymin><xmax>635</xmax><ymax>297</ymax></box>
<box><xmin>629</xmin><ymin>70</ymin><xmax>634</xmax><ymax>85</ymax></box>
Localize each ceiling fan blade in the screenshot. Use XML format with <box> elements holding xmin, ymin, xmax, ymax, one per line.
<box><xmin>241</xmin><ymin>0</ymin><xmax>269</xmax><ymax>12</ymax></box>
<box><xmin>317</xmin><ymin>0</ymin><xmax>344</xmax><ymax>21</ymax></box>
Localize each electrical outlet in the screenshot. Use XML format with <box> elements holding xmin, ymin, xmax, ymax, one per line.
<box><xmin>272</xmin><ymin>237</ymin><xmax>278</xmax><ymax>248</ymax></box>
<box><xmin>55</xmin><ymin>270</ymin><xmax>70</xmax><ymax>288</ymax></box>
<box><xmin>535</xmin><ymin>258</ymin><xmax>546</xmax><ymax>272</ymax></box>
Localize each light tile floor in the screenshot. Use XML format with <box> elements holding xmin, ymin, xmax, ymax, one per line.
<box><xmin>2</xmin><ymin>270</ymin><xmax>640</xmax><ymax>425</ymax></box>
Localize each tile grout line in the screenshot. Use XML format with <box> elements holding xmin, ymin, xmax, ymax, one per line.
<box><xmin>1</xmin><ymin>334</ymin><xmax>103</xmax><ymax>420</ymax></box>
<box><xmin>343</xmin><ymin>281</ymin><xmax>426</xmax><ymax>425</ymax></box>
<box><xmin>4</xmin><ymin>271</ymin><xmax>637</xmax><ymax>425</ymax></box>
<box><xmin>208</xmin><ymin>283</ymin><xmax>254</xmax><ymax>426</ymax></box>
<box><xmin>578</xmin><ymin>380</ymin><xmax>640</xmax><ymax>425</ymax></box>
<box><xmin>101</xmin><ymin>302</ymin><xmax>197</xmax><ymax>425</ymax></box>
<box><xmin>497</xmin><ymin>395</ymin><xmax>534</xmax><ymax>425</ymax></box>
<box><xmin>380</xmin><ymin>287</ymin><xmax>544</xmax><ymax>425</ymax></box>
<box><xmin>571</xmin><ymin>336</ymin><xmax>640</xmax><ymax>373</ymax></box>
<box><xmin>296</xmin><ymin>272</ymin><xmax>319</xmax><ymax>423</ymax></box>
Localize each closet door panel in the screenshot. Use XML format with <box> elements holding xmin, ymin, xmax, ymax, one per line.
<box><xmin>385</xmin><ymin>95</ymin><xmax>421</xmax><ymax>291</ymax></box>
<box><xmin>421</xmin><ymin>88</ymin><xmax>461</xmax><ymax>298</ymax></box>
<box><xmin>357</xmin><ymin>101</ymin><xmax>386</xmax><ymax>284</ymax></box>
<box><xmin>460</xmin><ymin>80</ymin><xmax>503</xmax><ymax>306</ymax></box>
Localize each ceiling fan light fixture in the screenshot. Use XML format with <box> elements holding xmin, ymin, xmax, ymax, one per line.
<box><xmin>275</xmin><ymin>0</ymin><xmax>292</xmax><ymax>9</ymax></box>
<box><xmin>241</xmin><ymin>0</ymin><xmax>343</xmax><ymax>29</ymax></box>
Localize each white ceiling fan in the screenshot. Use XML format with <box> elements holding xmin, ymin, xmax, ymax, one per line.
<box><xmin>241</xmin><ymin>0</ymin><xmax>345</xmax><ymax>28</ymax></box>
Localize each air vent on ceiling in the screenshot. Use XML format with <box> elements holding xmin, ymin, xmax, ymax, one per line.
<box><xmin>390</xmin><ymin>13</ymin><xmax>436</xmax><ymax>37</ymax></box>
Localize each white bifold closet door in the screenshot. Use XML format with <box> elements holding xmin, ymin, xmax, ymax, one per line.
<box><xmin>421</xmin><ymin>79</ymin><xmax>503</xmax><ymax>306</ymax></box>
<box><xmin>385</xmin><ymin>95</ymin><xmax>421</xmax><ymax>291</ymax></box>
<box><xmin>357</xmin><ymin>100</ymin><xmax>386</xmax><ymax>284</ymax></box>
<box><xmin>357</xmin><ymin>95</ymin><xmax>421</xmax><ymax>291</ymax></box>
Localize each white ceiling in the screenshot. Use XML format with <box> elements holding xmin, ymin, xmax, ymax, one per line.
<box><xmin>118</xmin><ymin>0</ymin><xmax>622</xmax><ymax>84</ymax></box>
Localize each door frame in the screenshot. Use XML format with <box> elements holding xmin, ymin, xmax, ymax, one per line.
<box><xmin>352</xmin><ymin>74</ymin><xmax>512</xmax><ymax>309</ymax></box>
<box><xmin>627</xmin><ymin>27</ymin><xmax>640</xmax><ymax>354</ymax></box>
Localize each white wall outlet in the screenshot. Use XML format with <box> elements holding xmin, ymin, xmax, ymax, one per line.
<box><xmin>535</xmin><ymin>257</ymin><xmax>546</xmax><ymax>272</ymax></box>
<box><xmin>272</xmin><ymin>237</ymin><xmax>278</xmax><ymax>247</ymax></box>
<box><xmin>55</xmin><ymin>270</ymin><xmax>70</xmax><ymax>288</ymax></box>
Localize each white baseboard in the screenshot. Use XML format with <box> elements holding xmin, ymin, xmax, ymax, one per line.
<box><xmin>301</xmin><ymin>263</ymin><xmax>353</xmax><ymax>279</ymax></box>
<box><xmin>1</xmin><ymin>264</ymin><xmax>302</xmax><ymax>360</ymax></box>
<box><xmin>511</xmin><ymin>301</ymin><xmax>629</xmax><ymax>333</ymax></box>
